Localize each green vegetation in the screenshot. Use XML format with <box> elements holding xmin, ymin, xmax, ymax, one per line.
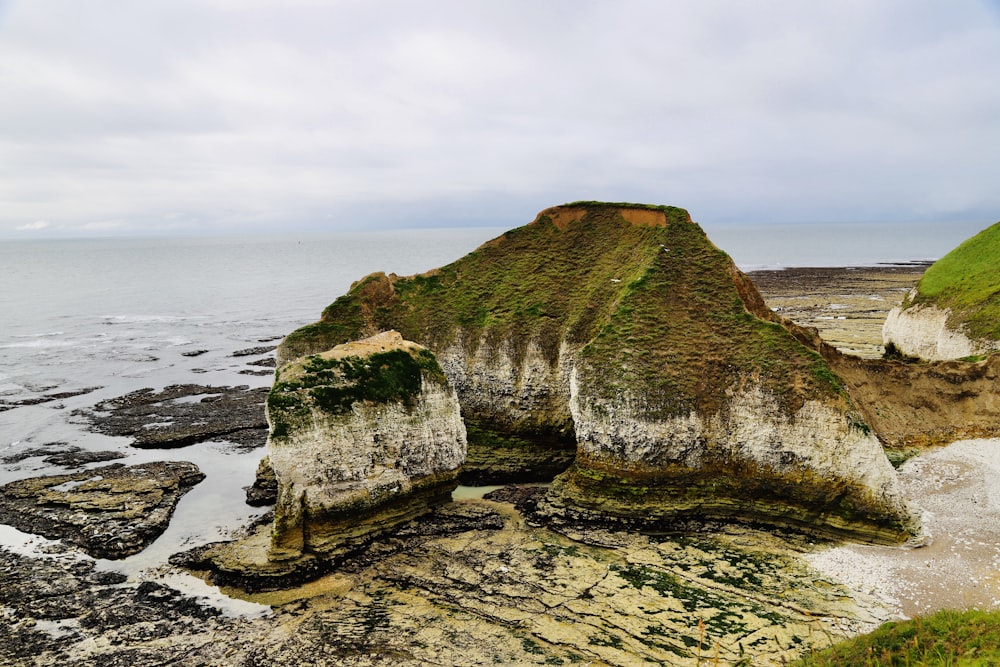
<box><xmin>563</xmin><ymin>200</ymin><xmax>690</xmax><ymax>213</ymax></box>
<box><xmin>283</xmin><ymin>204</ymin><xmax>689</xmax><ymax>363</ymax></box>
<box><xmin>267</xmin><ymin>347</ymin><xmax>445</xmax><ymax>440</ymax></box>
<box><xmin>573</xmin><ymin>212</ymin><xmax>846</xmax><ymax>420</ymax></box>
<box><xmin>885</xmin><ymin>447</ymin><xmax>920</xmax><ymax>469</ymax></box>
<box><xmin>281</xmin><ymin>202</ymin><xmax>849</xmax><ymax>426</ymax></box>
<box><xmin>909</xmin><ymin>221</ymin><xmax>1000</xmax><ymax>341</ymax></box>
<box><xmin>611</xmin><ymin>562</ymin><xmax>785</xmax><ymax>645</ymax></box>
<box><xmin>792</xmin><ymin>609</ymin><xmax>1000</xmax><ymax>666</ymax></box>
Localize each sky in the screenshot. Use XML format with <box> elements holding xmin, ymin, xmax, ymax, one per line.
<box><xmin>2</xmin><ymin>1</ymin><xmax>1000</xmax><ymax>238</ymax></box>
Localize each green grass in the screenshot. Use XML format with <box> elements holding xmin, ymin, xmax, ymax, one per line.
<box><xmin>792</xmin><ymin>609</ymin><xmax>1000</xmax><ymax>666</ymax></box>
<box><xmin>281</xmin><ymin>203</ymin><xmax>849</xmax><ymax>424</ymax></box>
<box><xmin>910</xmin><ymin>221</ymin><xmax>1000</xmax><ymax>341</ymax></box>
<box><xmin>266</xmin><ymin>347</ymin><xmax>446</xmax><ymax>440</ymax></box>
<box><xmin>574</xmin><ymin>211</ymin><xmax>846</xmax><ymax>419</ymax></box>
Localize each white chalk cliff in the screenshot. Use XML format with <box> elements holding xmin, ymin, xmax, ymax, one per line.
<box><xmin>273</xmin><ymin>203</ymin><xmax>921</xmax><ymax>545</ymax></box>
<box><xmin>883</xmin><ymin>290</ymin><xmax>998</xmax><ymax>361</ymax></box>
<box><xmin>266</xmin><ymin>331</ymin><xmax>465</xmax><ymax>560</ymax></box>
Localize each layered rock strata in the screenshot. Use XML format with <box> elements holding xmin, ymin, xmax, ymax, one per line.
<box><xmin>276</xmin><ymin>203</ymin><xmax>918</xmax><ymax>543</ymax></box>
<box><xmin>265</xmin><ymin>331</ymin><xmax>465</xmax><ymax>561</ymax></box>
<box><xmin>883</xmin><ymin>221</ymin><xmax>1000</xmax><ymax>361</ymax></box>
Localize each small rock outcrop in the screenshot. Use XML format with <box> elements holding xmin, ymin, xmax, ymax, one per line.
<box><xmin>265</xmin><ymin>331</ymin><xmax>465</xmax><ymax>561</ymax></box>
<box><xmin>883</xmin><ymin>221</ymin><xmax>1000</xmax><ymax>361</ymax></box>
<box><xmin>275</xmin><ymin>203</ymin><xmax>918</xmax><ymax>544</ymax></box>
<box><xmin>0</xmin><ymin>462</ymin><xmax>204</xmax><ymax>559</ymax></box>
<box><xmin>76</xmin><ymin>384</ymin><xmax>269</xmax><ymax>450</ymax></box>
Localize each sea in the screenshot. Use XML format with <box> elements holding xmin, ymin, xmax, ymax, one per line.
<box><xmin>0</xmin><ymin>218</ymin><xmax>990</xmax><ymax>611</ymax></box>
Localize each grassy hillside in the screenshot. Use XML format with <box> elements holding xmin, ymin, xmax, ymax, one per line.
<box><xmin>278</xmin><ymin>203</ymin><xmax>851</xmax><ymax>430</ymax></box>
<box><xmin>792</xmin><ymin>608</ymin><xmax>1000</xmax><ymax>666</ymax></box>
<box><xmin>282</xmin><ymin>203</ymin><xmax>692</xmax><ymax>365</ymax></box>
<box><xmin>910</xmin><ymin>221</ymin><xmax>1000</xmax><ymax>341</ymax></box>
<box><xmin>575</xmin><ymin>208</ymin><xmax>842</xmax><ymax>419</ymax></box>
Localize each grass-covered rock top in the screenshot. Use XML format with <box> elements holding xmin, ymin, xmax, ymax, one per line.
<box><xmin>909</xmin><ymin>220</ymin><xmax>1000</xmax><ymax>342</ymax></box>
<box><xmin>279</xmin><ymin>202</ymin><xmax>847</xmax><ymax>416</ymax></box>
<box><xmin>268</xmin><ymin>331</ymin><xmax>447</xmax><ymax>440</ymax></box>
<box><xmin>792</xmin><ymin>608</ymin><xmax>1000</xmax><ymax>666</ymax></box>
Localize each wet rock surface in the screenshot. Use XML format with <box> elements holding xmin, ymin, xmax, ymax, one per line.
<box><xmin>0</xmin><ymin>386</ymin><xmax>102</xmax><ymax>412</ymax></box>
<box><xmin>748</xmin><ymin>264</ymin><xmax>928</xmax><ymax>358</ymax></box>
<box><xmin>0</xmin><ymin>442</ymin><xmax>125</xmax><ymax>468</ymax></box>
<box><xmin>75</xmin><ymin>383</ymin><xmax>269</xmax><ymax>450</ymax></box>
<box><xmin>0</xmin><ymin>548</ymin><xmax>238</xmax><ymax>667</ymax></box>
<box><xmin>244</xmin><ymin>456</ymin><xmax>277</xmax><ymax>507</ymax></box>
<box><xmin>4</xmin><ymin>456</ymin><xmax>997</xmax><ymax>665</ymax></box>
<box><xmin>171</xmin><ymin>498</ymin><xmax>889</xmax><ymax>666</ymax></box>
<box><xmin>232</xmin><ymin>345</ymin><xmax>278</xmax><ymax>358</ymax></box>
<box><xmin>0</xmin><ymin>461</ymin><xmax>204</xmax><ymax>559</ymax></box>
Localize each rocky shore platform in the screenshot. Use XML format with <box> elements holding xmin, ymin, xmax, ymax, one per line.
<box><xmin>2</xmin><ymin>264</ymin><xmax>998</xmax><ymax>666</ymax></box>
<box><xmin>748</xmin><ymin>263</ymin><xmax>929</xmax><ymax>358</ymax></box>
<box><xmin>0</xmin><ymin>461</ymin><xmax>204</xmax><ymax>560</ymax></box>
<box><xmin>73</xmin><ymin>383</ymin><xmax>269</xmax><ymax>451</ymax></box>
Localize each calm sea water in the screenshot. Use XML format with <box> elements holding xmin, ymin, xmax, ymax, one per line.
<box><xmin>0</xmin><ymin>219</ymin><xmax>989</xmax><ymax>601</ymax></box>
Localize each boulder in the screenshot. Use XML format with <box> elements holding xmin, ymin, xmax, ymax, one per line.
<box><xmin>265</xmin><ymin>331</ymin><xmax>465</xmax><ymax>560</ymax></box>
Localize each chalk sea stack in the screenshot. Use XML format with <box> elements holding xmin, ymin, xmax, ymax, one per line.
<box><xmin>266</xmin><ymin>330</ymin><xmax>465</xmax><ymax>560</ymax></box>
<box><xmin>275</xmin><ymin>202</ymin><xmax>918</xmax><ymax>544</ymax></box>
<box><xmin>883</xmin><ymin>221</ymin><xmax>1000</xmax><ymax>361</ymax></box>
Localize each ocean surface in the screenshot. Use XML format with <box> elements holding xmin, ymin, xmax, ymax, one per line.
<box><xmin>0</xmin><ymin>219</ymin><xmax>990</xmax><ymax>607</ymax></box>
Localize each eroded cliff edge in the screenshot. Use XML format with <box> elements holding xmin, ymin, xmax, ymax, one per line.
<box><xmin>272</xmin><ymin>203</ymin><xmax>918</xmax><ymax>545</ymax></box>
<box><xmin>883</xmin><ymin>221</ymin><xmax>1000</xmax><ymax>361</ymax></box>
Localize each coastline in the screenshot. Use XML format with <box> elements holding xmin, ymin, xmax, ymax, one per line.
<box><xmin>2</xmin><ymin>261</ymin><xmax>998</xmax><ymax>665</ymax></box>
<box><xmin>748</xmin><ymin>263</ymin><xmax>929</xmax><ymax>358</ymax></box>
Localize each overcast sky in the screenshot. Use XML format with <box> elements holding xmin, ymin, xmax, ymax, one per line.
<box><xmin>2</xmin><ymin>1</ymin><xmax>1000</xmax><ymax>237</ymax></box>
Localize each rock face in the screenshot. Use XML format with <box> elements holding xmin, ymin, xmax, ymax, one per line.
<box><xmin>277</xmin><ymin>202</ymin><xmax>918</xmax><ymax>543</ymax></box>
<box><xmin>883</xmin><ymin>298</ymin><xmax>995</xmax><ymax>361</ymax></box>
<box><xmin>266</xmin><ymin>331</ymin><xmax>466</xmax><ymax>560</ymax></box>
<box><xmin>828</xmin><ymin>353</ymin><xmax>1000</xmax><ymax>451</ymax></box>
<box><xmin>883</xmin><ymin>221</ymin><xmax>1000</xmax><ymax>361</ymax></box>
<box><xmin>0</xmin><ymin>462</ymin><xmax>204</xmax><ymax>559</ymax></box>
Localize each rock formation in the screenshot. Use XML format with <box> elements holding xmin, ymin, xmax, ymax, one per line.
<box><xmin>883</xmin><ymin>221</ymin><xmax>1000</xmax><ymax>361</ymax></box>
<box><xmin>266</xmin><ymin>330</ymin><xmax>465</xmax><ymax>560</ymax></box>
<box><xmin>275</xmin><ymin>202</ymin><xmax>918</xmax><ymax>544</ymax></box>
<box><xmin>0</xmin><ymin>461</ymin><xmax>204</xmax><ymax>559</ymax></box>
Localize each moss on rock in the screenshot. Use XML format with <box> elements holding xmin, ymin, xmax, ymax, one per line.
<box><xmin>266</xmin><ymin>331</ymin><xmax>466</xmax><ymax>561</ymax></box>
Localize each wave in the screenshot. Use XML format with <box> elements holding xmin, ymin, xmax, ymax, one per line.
<box><xmin>12</xmin><ymin>331</ymin><xmax>65</xmax><ymax>338</ymax></box>
<box><xmin>0</xmin><ymin>339</ymin><xmax>77</xmax><ymax>350</ymax></box>
<box><xmin>101</xmin><ymin>314</ymin><xmax>208</xmax><ymax>325</ymax></box>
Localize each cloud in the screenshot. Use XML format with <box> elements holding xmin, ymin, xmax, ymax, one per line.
<box><xmin>15</xmin><ymin>220</ymin><xmax>50</xmax><ymax>231</ymax></box>
<box><xmin>0</xmin><ymin>1</ymin><xmax>999</xmax><ymax>236</ymax></box>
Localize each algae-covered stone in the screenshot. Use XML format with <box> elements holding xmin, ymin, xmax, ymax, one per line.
<box><xmin>883</xmin><ymin>221</ymin><xmax>1000</xmax><ymax>361</ymax></box>
<box><xmin>266</xmin><ymin>331</ymin><xmax>465</xmax><ymax>560</ymax></box>
<box><xmin>0</xmin><ymin>461</ymin><xmax>204</xmax><ymax>559</ymax></box>
<box><xmin>278</xmin><ymin>203</ymin><xmax>918</xmax><ymax>543</ymax></box>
